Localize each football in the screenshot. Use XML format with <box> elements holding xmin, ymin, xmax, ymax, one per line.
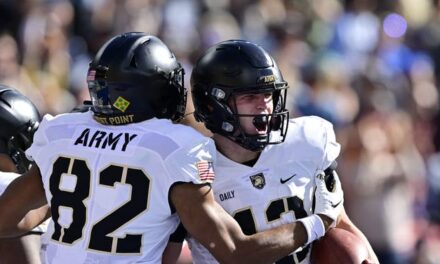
<box><xmin>310</xmin><ymin>228</ymin><xmax>369</xmax><ymax>264</ymax></box>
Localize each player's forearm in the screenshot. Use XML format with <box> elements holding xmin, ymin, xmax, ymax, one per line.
<box><xmin>0</xmin><ymin>222</ymin><xmax>28</xmax><ymax>237</ymax></box>
<box><xmin>177</xmin><ymin>197</ymin><xmax>307</xmax><ymax>263</ymax></box>
<box><xmin>0</xmin><ymin>202</ymin><xmax>26</xmax><ymax>237</ymax></box>
<box><xmin>17</xmin><ymin>205</ymin><xmax>50</xmax><ymax>234</ymax></box>
<box><xmin>233</xmin><ymin>221</ymin><xmax>308</xmax><ymax>264</ymax></box>
<box><xmin>0</xmin><ymin>189</ymin><xmax>25</xmax><ymax>236</ymax></box>
<box><xmin>203</xmin><ymin>214</ymin><xmax>318</xmax><ymax>264</ymax></box>
<box><xmin>0</xmin><ymin>205</ymin><xmax>49</xmax><ymax>237</ymax></box>
<box><xmin>0</xmin><ymin>172</ymin><xmax>48</xmax><ymax>237</ymax></box>
<box><xmin>173</xmin><ymin>184</ymin><xmax>323</xmax><ymax>263</ymax></box>
<box><xmin>162</xmin><ymin>242</ymin><xmax>183</xmax><ymax>264</ymax></box>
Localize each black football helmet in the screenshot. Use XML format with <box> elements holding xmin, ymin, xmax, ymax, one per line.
<box><xmin>191</xmin><ymin>40</ymin><xmax>289</xmax><ymax>151</ymax></box>
<box><xmin>88</xmin><ymin>32</ymin><xmax>186</xmax><ymax>124</ymax></box>
<box><xmin>0</xmin><ymin>85</ymin><xmax>40</xmax><ymax>173</ymax></box>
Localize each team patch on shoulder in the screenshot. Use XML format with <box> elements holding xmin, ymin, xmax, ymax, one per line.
<box><xmin>196</xmin><ymin>160</ymin><xmax>215</xmax><ymax>183</ymax></box>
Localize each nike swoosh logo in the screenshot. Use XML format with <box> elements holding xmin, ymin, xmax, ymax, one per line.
<box><xmin>280</xmin><ymin>174</ymin><xmax>297</xmax><ymax>184</ymax></box>
<box><xmin>331</xmin><ymin>200</ymin><xmax>342</xmax><ymax>208</ymax></box>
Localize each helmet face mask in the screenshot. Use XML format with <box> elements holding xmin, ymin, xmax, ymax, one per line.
<box><xmin>8</xmin><ymin>136</ymin><xmax>32</xmax><ymax>173</ymax></box>
<box><xmin>199</xmin><ymin>83</ymin><xmax>289</xmax><ymax>151</ymax></box>
<box><xmin>88</xmin><ymin>33</ymin><xmax>187</xmax><ymax>125</ymax></box>
<box><xmin>192</xmin><ymin>40</ymin><xmax>289</xmax><ymax>151</ymax></box>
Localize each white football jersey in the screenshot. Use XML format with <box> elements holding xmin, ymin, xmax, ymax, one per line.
<box><xmin>25</xmin><ymin>111</ymin><xmax>216</xmax><ymax>264</ymax></box>
<box><xmin>188</xmin><ymin>116</ymin><xmax>340</xmax><ymax>264</ymax></box>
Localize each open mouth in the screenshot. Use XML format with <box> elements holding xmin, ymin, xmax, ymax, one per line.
<box><xmin>253</xmin><ymin>116</ymin><xmax>269</xmax><ymax>133</ymax></box>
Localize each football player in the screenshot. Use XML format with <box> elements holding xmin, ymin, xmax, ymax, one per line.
<box><xmin>185</xmin><ymin>40</ymin><xmax>379</xmax><ymax>263</ymax></box>
<box><xmin>0</xmin><ymin>32</ymin><xmax>342</xmax><ymax>263</ymax></box>
<box><xmin>0</xmin><ymin>85</ymin><xmax>49</xmax><ymax>264</ymax></box>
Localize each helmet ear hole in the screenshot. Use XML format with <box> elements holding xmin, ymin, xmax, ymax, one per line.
<box><xmin>129</xmin><ymin>56</ymin><xmax>137</xmax><ymax>68</ymax></box>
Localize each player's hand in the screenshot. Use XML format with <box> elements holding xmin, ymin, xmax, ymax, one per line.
<box><xmin>314</xmin><ymin>170</ymin><xmax>344</xmax><ymax>228</ymax></box>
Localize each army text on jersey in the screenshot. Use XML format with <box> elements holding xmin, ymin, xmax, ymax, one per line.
<box><xmin>74</xmin><ymin>128</ymin><xmax>137</xmax><ymax>151</ymax></box>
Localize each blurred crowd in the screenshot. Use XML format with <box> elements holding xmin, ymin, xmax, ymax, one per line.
<box><xmin>0</xmin><ymin>0</ymin><xmax>439</xmax><ymax>263</ymax></box>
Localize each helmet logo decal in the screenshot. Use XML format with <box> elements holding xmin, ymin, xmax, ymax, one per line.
<box><xmin>258</xmin><ymin>75</ymin><xmax>276</xmax><ymax>84</ymax></box>
<box><xmin>113</xmin><ymin>96</ymin><xmax>130</xmax><ymax>112</ymax></box>
<box><xmin>250</xmin><ymin>173</ymin><xmax>266</xmax><ymax>189</ymax></box>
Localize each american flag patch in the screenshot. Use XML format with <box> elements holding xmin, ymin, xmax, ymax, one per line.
<box><xmin>196</xmin><ymin>160</ymin><xmax>215</xmax><ymax>183</ymax></box>
<box><xmin>87</xmin><ymin>70</ymin><xmax>96</xmax><ymax>81</ymax></box>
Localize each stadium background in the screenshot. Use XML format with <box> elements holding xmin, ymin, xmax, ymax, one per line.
<box><xmin>0</xmin><ymin>0</ymin><xmax>439</xmax><ymax>263</ymax></box>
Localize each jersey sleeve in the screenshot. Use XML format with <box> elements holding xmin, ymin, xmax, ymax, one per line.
<box><xmin>299</xmin><ymin>116</ymin><xmax>341</xmax><ymax>171</ymax></box>
<box><xmin>318</xmin><ymin>117</ymin><xmax>340</xmax><ymax>170</ymax></box>
<box><xmin>164</xmin><ymin>137</ymin><xmax>217</xmax><ymax>185</ymax></box>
